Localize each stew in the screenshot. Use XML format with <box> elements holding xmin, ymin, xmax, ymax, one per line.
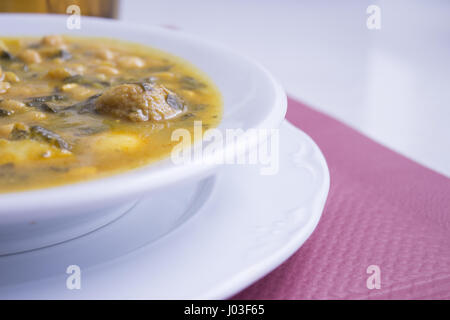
<box><xmin>0</xmin><ymin>35</ymin><xmax>222</xmax><ymax>193</ymax></box>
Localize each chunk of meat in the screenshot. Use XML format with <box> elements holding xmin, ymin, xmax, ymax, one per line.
<box><xmin>95</xmin><ymin>83</ymin><xmax>185</xmax><ymax>122</ymax></box>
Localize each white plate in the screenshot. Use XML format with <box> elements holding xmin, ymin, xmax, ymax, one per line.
<box><xmin>0</xmin><ymin>121</ymin><xmax>329</xmax><ymax>299</ymax></box>
<box><xmin>0</xmin><ymin>14</ymin><xmax>286</xmax><ymax>254</ymax></box>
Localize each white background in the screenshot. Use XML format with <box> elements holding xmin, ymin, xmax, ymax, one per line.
<box><xmin>120</xmin><ymin>0</ymin><xmax>450</xmax><ymax>176</ymax></box>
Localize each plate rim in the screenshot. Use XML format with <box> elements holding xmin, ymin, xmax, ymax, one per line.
<box><xmin>200</xmin><ymin>121</ymin><xmax>330</xmax><ymax>299</ymax></box>
<box><xmin>0</xmin><ymin>120</ymin><xmax>330</xmax><ymax>299</ymax></box>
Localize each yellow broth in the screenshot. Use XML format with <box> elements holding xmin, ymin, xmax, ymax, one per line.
<box><xmin>0</xmin><ymin>36</ymin><xmax>222</xmax><ymax>193</ymax></box>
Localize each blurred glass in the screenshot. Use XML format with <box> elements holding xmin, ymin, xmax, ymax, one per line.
<box><xmin>0</xmin><ymin>0</ymin><xmax>118</xmax><ymax>18</ymax></box>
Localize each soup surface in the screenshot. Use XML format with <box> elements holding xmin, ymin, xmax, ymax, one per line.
<box><xmin>0</xmin><ymin>35</ymin><xmax>222</xmax><ymax>193</ymax></box>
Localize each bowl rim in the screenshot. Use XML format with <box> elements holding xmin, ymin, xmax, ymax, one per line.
<box><xmin>0</xmin><ymin>14</ymin><xmax>287</xmax><ymax>219</ymax></box>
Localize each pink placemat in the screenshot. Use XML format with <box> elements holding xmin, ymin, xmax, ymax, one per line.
<box><xmin>233</xmin><ymin>97</ymin><xmax>450</xmax><ymax>300</ymax></box>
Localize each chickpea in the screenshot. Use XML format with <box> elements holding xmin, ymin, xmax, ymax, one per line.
<box><xmin>95</xmin><ymin>73</ymin><xmax>108</xmax><ymax>81</ymax></box>
<box><xmin>0</xmin><ymin>82</ymin><xmax>11</xmax><ymax>94</ymax></box>
<box><xmin>47</xmin><ymin>67</ymin><xmax>75</xmax><ymax>80</ymax></box>
<box><xmin>18</xmin><ymin>49</ymin><xmax>42</xmax><ymax>64</ymax></box>
<box><xmin>0</xmin><ymin>40</ymin><xmax>7</xmax><ymax>52</ymax></box>
<box><xmin>52</xmin><ymin>58</ymin><xmax>64</xmax><ymax>64</ymax></box>
<box><xmin>70</xmin><ymin>64</ymin><xmax>86</xmax><ymax>74</ymax></box>
<box><xmin>181</xmin><ymin>89</ymin><xmax>196</xmax><ymax>99</ymax></box>
<box><xmin>41</xmin><ymin>35</ymin><xmax>65</xmax><ymax>47</ymax></box>
<box><xmin>38</xmin><ymin>47</ymin><xmax>62</xmax><ymax>58</ymax></box>
<box><xmin>95</xmin><ymin>48</ymin><xmax>114</xmax><ymax>60</ymax></box>
<box><xmin>60</xmin><ymin>83</ymin><xmax>78</xmax><ymax>91</ymax></box>
<box><xmin>28</xmin><ymin>111</ymin><xmax>47</xmax><ymax>121</ymax></box>
<box><xmin>98</xmin><ymin>60</ymin><xmax>115</xmax><ymax>67</ymax></box>
<box><xmin>0</xmin><ymin>123</ymin><xmax>14</xmax><ymax>139</ymax></box>
<box><xmin>61</xmin><ymin>83</ymin><xmax>95</xmax><ymax>100</ymax></box>
<box><xmin>14</xmin><ymin>123</ymin><xmax>29</xmax><ymax>132</ymax></box>
<box><xmin>117</xmin><ymin>56</ymin><xmax>145</xmax><ymax>68</ymax></box>
<box><xmin>96</xmin><ymin>65</ymin><xmax>120</xmax><ymax>76</ymax></box>
<box><xmin>152</xmin><ymin>71</ymin><xmax>175</xmax><ymax>80</ymax></box>
<box><xmin>4</xmin><ymin>71</ymin><xmax>20</xmax><ymax>83</ymax></box>
<box><xmin>0</xmin><ymin>99</ymin><xmax>27</xmax><ymax>112</ymax></box>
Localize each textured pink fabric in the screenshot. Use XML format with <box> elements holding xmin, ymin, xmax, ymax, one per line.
<box><xmin>233</xmin><ymin>97</ymin><xmax>450</xmax><ymax>300</ymax></box>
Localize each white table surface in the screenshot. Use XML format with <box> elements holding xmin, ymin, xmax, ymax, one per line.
<box><xmin>120</xmin><ymin>0</ymin><xmax>450</xmax><ymax>177</ymax></box>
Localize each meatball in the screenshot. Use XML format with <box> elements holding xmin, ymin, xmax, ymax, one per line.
<box><xmin>95</xmin><ymin>83</ymin><xmax>185</xmax><ymax>122</ymax></box>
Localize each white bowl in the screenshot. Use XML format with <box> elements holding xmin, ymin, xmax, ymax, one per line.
<box><xmin>0</xmin><ymin>14</ymin><xmax>287</xmax><ymax>255</ymax></box>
